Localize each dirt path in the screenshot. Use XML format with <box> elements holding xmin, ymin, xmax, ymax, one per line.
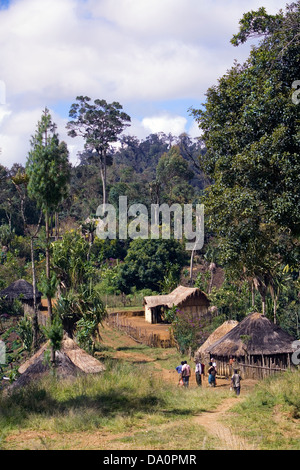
<box><xmin>101</xmin><ymin>322</ymin><xmax>257</xmax><ymax>450</ymax></box>
<box><xmin>194</xmin><ymin>396</ymin><xmax>256</xmax><ymax>450</ymax></box>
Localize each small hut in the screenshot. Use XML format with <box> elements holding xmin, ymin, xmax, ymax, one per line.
<box><xmin>11</xmin><ymin>335</ymin><xmax>106</xmax><ymax>389</ymax></box>
<box><xmin>194</xmin><ymin>320</ymin><xmax>239</xmax><ymax>364</ymax></box>
<box><xmin>0</xmin><ymin>279</ymin><xmax>42</xmax><ymax>315</ymax></box>
<box><xmin>144</xmin><ymin>285</ymin><xmax>210</xmax><ymax>324</ymax></box>
<box><xmin>206</xmin><ymin>313</ymin><xmax>296</xmax><ymax>379</ymax></box>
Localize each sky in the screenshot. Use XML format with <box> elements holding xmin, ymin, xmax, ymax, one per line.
<box><xmin>0</xmin><ymin>0</ymin><xmax>288</xmax><ymax>167</ymax></box>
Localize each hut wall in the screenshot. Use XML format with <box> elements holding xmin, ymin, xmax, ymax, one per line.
<box><xmin>213</xmin><ymin>353</ymin><xmax>294</xmax><ymax>380</ymax></box>
<box><xmin>180</xmin><ymin>295</ymin><xmax>209</xmax><ymax>308</ymax></box>
<box><xmin>145</xmin><ymin>296</ymin><xmax>209</xmax><ymax>324</ymax></box>
<box><xmin>179</xmin><ymin>297</ymin><xmax>209</xmax><ymax>319</ymax></box>
<box><xmin>23</xmin><ymin>301</ymin><xmax>35</xmax><ymax>316</ymax></box>
<box><xmin>145</xmin><ymin>305</ymin><xmax>153</xmax><ymax>323</ymax></box>
<box><xmin>37</xmin><ymin>310</ymin><xmax>49</xmax><ymax>327</ymax></box>
<box><xmin>145</xmin><ymin>306</ymin><xmax>163</xmax><ymax>324</ymax></box>
<box><xmin>23</xmin><ymin>299</ymin><xmax>43</xmax><ymax>321</ymax></box>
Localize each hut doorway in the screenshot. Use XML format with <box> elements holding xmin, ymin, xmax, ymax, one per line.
<box><xmin>151</xmin><ymin>306</ymin><xmax>165</xmax><ymax>324</ymax></box>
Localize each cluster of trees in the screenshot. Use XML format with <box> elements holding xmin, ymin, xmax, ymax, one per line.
<box><xmin>0</xmin><ymin>102</ymin><xmax>199</xmax><ymax>358</ymax></box>
<box><xmin>0</xmin><ymin>3</ymin><xmax>299</xmax><ymax>359</ymax></box>
<box><xmin>190</xmin><ymin>2</ymin><xmax>300</xmax><ymax>335</ymax></box>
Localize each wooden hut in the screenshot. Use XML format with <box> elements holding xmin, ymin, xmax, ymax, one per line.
<box><xmin>144</xmin><ymin>285</ymin><xmax>210</xmax><ymax>324</ymax></box>
<box><xmin>194</xmin><ymin>320</ymin><xmax>239</xmax><ymax>364</ymax></box>
<box><xmin>206</xmin><ymin>312</ymin><xmax>296</xmax><ymax>379</ymax></box>
<box><xmin>0</xmin><ymin>279</ymin><xmax>42</xmax><ymax>316</ymax></box>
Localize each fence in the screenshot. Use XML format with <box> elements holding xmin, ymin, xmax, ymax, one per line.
<box><xmin>237</xmin><ymin>362</ymin><xmax>288</xmax><ymax>380</ymax></box>
<box><xmin>214</xmin><ymin>358</ymin><xmax>291</xmax><ymax>380</ymax></box>
<box><xmin>107</xmin><ymin>314</ymin><xmax>174</xmax><ymax>348</ymax></box>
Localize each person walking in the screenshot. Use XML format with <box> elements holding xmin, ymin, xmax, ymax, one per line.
<box><xmin>208</xmin><ymin>361</ymin><xmax>217</xmax><ymax>387</ymax></box>
<box><xmin>181</xmin><ymin>360</ymin><xmax>191</xmax><ymax>388</ymax></box>
<box><xmin>231</xmin><ymin>369</ymin><xmax>242</xmax><ymax>395</ymax></box>
<box><xmin>195</xmin><ymin>360</ymin><xmax>204</xmax><ymax>386</ymax></box>
<box><xmin>175</xmin><ymin>361</ymin><xmax>185</xmax><ymax>386</ymax></box>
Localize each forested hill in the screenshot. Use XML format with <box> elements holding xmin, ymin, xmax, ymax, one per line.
<box><xmin>71</xmin><ymin>132</ymin><xmax>208</xmax><ymax>221</ymax></box>
<box><xmin>0</xmin><ymin>131</ymin><xmax>207</xmax><ymax>232</ymax></box>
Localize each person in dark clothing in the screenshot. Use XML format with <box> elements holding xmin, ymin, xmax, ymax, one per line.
<box><xmin>195</xmin><ymin>360</ymin><xmax>204</xmax><ymax>386</ymax></box>
<box><xmin>231</xmin><ymin>369</ymin><xmax>242</xmax><ymax>395</ymax></box>
<box><xmin>208</xmin><ymin>362</ymin><xmax>217</xmax><ymax>387</ymax></box>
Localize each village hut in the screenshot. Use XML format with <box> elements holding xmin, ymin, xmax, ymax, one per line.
<box><xmin>194</xmin><ymin>320</ymin><xmax>239</xmax><ymax>365</ymax></box>
<box><xmin>206</xmin><ymin>312</ymin><xmax>297</xmax><ymax>379</ymax></box>
<box><xmin>144</xmin><ymin>285</ymin><xmax>210</xmax><ymax>324</ymax></box>
<box><xmin>0</xmin><ymin>279</ymin><xmax>42</xmax><ymax>316</ymax></box>
<box><xmin>11</xmin><ymin>334</ymin><xmax>106</xmax><ymax>389</ymax></box>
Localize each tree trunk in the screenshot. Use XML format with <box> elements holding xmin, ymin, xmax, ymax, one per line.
<box><xmin>254</xmin><ymin>277</ymin><xmax>267</xmax><ymax>316</ymax></box>
<box><xmin>54</xmin><ymin>212</ymin><xmax>59</xmax><ymax>241</ymax></box>
<box><xmin>261</xmin><ymin>293</ymin><xmax>266</xmax><ymax>315</ymax></box>
<box><xmin>100</xmin><ymin>153</ymin><xmax>107</xmax><ymax>206</ymax></box>
<box><xmin>208</xmin><ymin>262</ymin><xmax>216</xmax><ymax>294</ymax></box>
<box><xmin>30</xmin><ymin>237</ymin><xmax>39</xmax><ymax>350</ymax></box>
<box><xmin>45</xmin><ymin>210</ymin><xmax>55</xmax><ymax>365</ymax></box>
<box><xmin>273</xmin><ymin>295</ymin><xmax>278</xmax><ymax>324</ymax></box>
<box><xmin>251</xmin><ymin>282</ymin><xmax>255</xmax><ymax>307</ymax></box>
<box><xmin>189</xmin><ymin>248</ymin><xmax>195</xmax><ymax>286</ymax></box>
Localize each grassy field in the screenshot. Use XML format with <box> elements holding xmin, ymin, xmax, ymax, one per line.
<box><xmin>0</xmin><ymin>361</ymin><xmax>228</xmax><ymax>450</ymax></box>
<box><xmin>225</xmin><ymin>369</ymin><xmax>300</xmax><ymax>450</ymax></box>
<box><xmin>0</xmin><ymin>323</ymin><xmax>299</xmax><ymax>450</ymax></box>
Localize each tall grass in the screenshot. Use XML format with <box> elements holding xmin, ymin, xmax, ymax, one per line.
<box><xmin>226</xmin><ymin>369</ymin><xmax>300</xmax><ymax>450</ymax></box>
<box><xmin>0</xmin><ymin>359</ymin><xmax>228</xmax><ymax>449</ymax></box>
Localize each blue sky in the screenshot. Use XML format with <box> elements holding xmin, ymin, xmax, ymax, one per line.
<box><xmin>0</xmin><ymin>0</ymin><xmax>288</xmax><ymax>167</ymax></box>
<box><xmin>0</xmin><ymin>0</ymin><xmax>9</xmax><ymax>9</ymax></box>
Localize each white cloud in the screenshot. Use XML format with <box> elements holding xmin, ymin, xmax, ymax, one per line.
<box><xmin>188</xmin><ymin>120</ymin><xmax>202</xmax><ymax>139</ymax></box>
<box><xmin>87</xmin><ymin>0</ymin><xmax>286</xmax><ymax>43</ymax></box>
<box><xmin>142</xmin><ymin>114</ymin><xmax>187</xmax><ymax>136</ymax></box>
<box><xmin>0</xmin><ymin>0</ymin><xmax>287</xmax><ymax>103</ymax></box>
<box><xmin>0</xmin><ymin>0</ymin><xmax>289</xmax><ymax>167</ymax></box>
<box><xmin>0</xmin><ymin>106</ymin><xmax>84</xmax><ymax>167</ymax></box>
<box><xmin>0</xmin><ymin>107</ymin><xmax>40</xmax><ymax>167</ymax></box>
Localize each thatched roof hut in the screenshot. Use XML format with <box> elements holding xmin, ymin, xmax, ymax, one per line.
<box><xmin>11</xmin><ymin>335</ymin><xmax>105</xmax><ymax>389</ymax></box>
<box><xmin>144</xmin><ymin>285</ymin><xmax>210</xmax><ymax>324</ymax></box>
<box><xmin>0</xmin><ymin>279</ymin><xmax>42</xmax><ymax>302</ymax></box>
<box><xmin>0</xmin><ymin>279</ymin><xmax>43</xmax><ymax>317</ymax></box>
<box><xmin>195</xmin><ymin>320</ymin><xmax>238</xmax><ymax>363</ymax></box>
<box><xmin>144</xmin><ymin>285</ymin><xmax>205</xmax><ymax>309</ymax></box>
<box><xmin>206</xmin><ymin>313</ymin><xmax>296</xmax><ymax>379</ymax></box>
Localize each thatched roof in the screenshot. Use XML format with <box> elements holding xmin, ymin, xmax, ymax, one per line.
<box><xmin>0</xmin><ymin>279</ymin><xmax>42</xmax><ymax>301</ymax></box>
<box><xmin>207</xmin><ymin>313</ymin><xmax>295</xmax><ymax>357</ymax></box>
<box><xmin>61</xmin><ymin>336</ymin><xmax>106</xmax><ymax>374</ymax></box>
<box><xmin>195</xmin><ymin>320</ymin><xmax>239</xmax><ymax>360</ymax></box>
<box><xmin>144</xmin><ymin>285</ymin><xmax>209</xmax><ymax>309</ymax></box>
<box><xmin>12</xmin><ymin>335</ymin><xmax>105</xmax><ymax>389</ymax></box>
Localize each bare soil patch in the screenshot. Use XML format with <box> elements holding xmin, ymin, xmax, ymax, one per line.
<box><xmin>108</xmin><ymin>313</ymin><xmax>172</xmax><ymax>340</ymax></box>
<box><xmin>194</xmin><ymin>397</ymin><xmax>256</xmax><ymax>450</ymax></box>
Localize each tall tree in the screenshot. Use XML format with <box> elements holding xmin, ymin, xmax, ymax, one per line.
<box><xmin>190</xmin><ymin>3</ymin><xmax>300</xmax><ymax>315</ymax></box>
<box><xmin>66</xmin><ymin>96</ymin><xmax>131</xmax><ymax>206</ymax></box>
<box><xmin>26</xmin><ymin>108</ymin><xmax>70</xmax><ymax>361</ymax></box>
<box><xmin>12</xmin><ymin>170</ymin><xmax>43</xmax><ymax>350</ymax></box>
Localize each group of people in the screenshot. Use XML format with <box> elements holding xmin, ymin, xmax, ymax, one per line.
<box><xmin>175</xmin><ymin>357</ymin><xmax>242</xmax><ymax>395</ymax></box>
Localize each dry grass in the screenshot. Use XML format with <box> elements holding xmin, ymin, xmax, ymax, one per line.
<box><xmin>1</xmin><ymin>324</ymin><xmax>299</xmax><ymax>450</ymax></box>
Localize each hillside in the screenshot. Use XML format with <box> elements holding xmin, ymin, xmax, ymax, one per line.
<box><xmin>1</xmin><ymin>322</ymin><xmax>299</xmax><ymax>450</ymax></box>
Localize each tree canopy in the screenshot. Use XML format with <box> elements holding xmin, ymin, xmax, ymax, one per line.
<box><xmin>67</xmin><ymin>96</ymin><xmax>131</xmax><ymax>206</ymax></box>
<box><xmin>190</xmin><ymin>2</ymin><xmax>300</xmax><ymax>313</ymax></box>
